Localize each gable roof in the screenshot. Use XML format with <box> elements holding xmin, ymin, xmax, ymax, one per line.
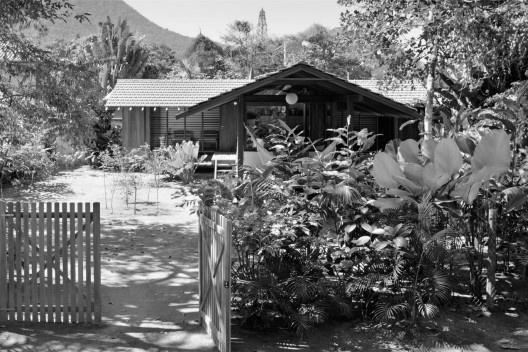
<box><xmin>350</xmin><ymin>80</ymin><xmax>426</xmax><ymax>105</ymax></box>
<box><xmin>178</xmin><ymin>63</ymin><xmax>421</xmax><ymax>118</ymax></box>
<box><xmin>104</xmin><ymin>63</ymin><xmax>422</xmax><ymax>118</ymax></box>
<box><xmin>104</xmin><ymin>79</ymin><xmax>252</xmax><ymax>107</ymax></box>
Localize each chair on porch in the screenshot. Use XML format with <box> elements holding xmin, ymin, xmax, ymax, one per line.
<box><xmin>199</xmin><ymin>130</ymin><xmax>219</xmax><ymax>151</ymax></box>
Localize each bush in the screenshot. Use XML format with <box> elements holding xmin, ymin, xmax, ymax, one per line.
<box><xmin>195</xmin><ymin>121</ymin><xmax>377</xmax><ymax>334</ymax></box>
<box><xmin>0</xmin><ymin>142</ymin><xmax>56</xmax><ymax>186</ymax></box>
<box><xmin>52</xmin><ymin>150</ymin><xmax>89</xmax><ymax>170</ymax></box>
<box><xmin>159</xmin><ymin>141</ymin><xmax>206</xmax><ymax>184</ymax></box>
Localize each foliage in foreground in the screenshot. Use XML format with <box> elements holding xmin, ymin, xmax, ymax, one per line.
<box><xmin>196</xmin><ymin>118</ymin><xmax>528</xmax><ymax>335</ymax></box>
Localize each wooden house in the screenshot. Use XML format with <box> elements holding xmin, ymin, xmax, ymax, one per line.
<box><xmin>104</xmin><ymin>63</ymin><xmax>423</xmax><ymax>166</ymax></box>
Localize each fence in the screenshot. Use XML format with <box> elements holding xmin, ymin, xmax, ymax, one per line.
<box><xmin>199</xmin><ymin>205</ymin><xmax>232</xmax><ymax>352</ymax></box>
<box><xmin>0</xmin><ymin>202</ymin><xmax>101</xmax><ymax>324</ymax></box>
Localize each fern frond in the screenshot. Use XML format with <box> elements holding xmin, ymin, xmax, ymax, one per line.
<box><xmin>373</xmin><ymin>302</ymin><xmax>409</xmax><ymax>322</ymax></box>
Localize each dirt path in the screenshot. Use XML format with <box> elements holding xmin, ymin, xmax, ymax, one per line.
<box><xmin>0</xmin><ymin>166</ymin><xmax>215</xmax><ymax>351</ymax></box>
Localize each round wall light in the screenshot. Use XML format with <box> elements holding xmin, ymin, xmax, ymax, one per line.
<box><xmin>285</xmin><ymin>93</ymin><xmax>298</xmax><ymax>105</ymax></box>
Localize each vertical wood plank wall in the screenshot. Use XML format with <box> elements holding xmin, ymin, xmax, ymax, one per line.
<box><xmin>0</xmin><ymin>202</ymin><xmax>101</xmax><ymax>324</ymax></box>
<box><xmin>199</xmin><ymin>205</ymin><xmax>232</xmax><ymax>352</ymax></box>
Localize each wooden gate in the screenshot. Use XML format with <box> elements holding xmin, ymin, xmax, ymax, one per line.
<box><xmin>0</xmin><ymin>202</ymin><xmax>101</xmax><ymax>324</ymax></box>
<box><xmin>198</xmin><ymin>205</ymin><xmax>232</xmax><ymax>352</ymax></box>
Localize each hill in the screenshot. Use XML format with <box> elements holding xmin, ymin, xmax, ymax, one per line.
<box><xmin>29</xmin><ymin>0</ymin><xmax>194</xmax><ymax>57</ymax></box>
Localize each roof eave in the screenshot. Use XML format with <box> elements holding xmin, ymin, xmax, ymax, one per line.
<box><xmin>178</xmin><ymin>63</ymin><xmax>421</xmax><ymax>119</ymax></box>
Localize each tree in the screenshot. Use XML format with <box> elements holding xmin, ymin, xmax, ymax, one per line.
<box><xmin>223</xmin><ymin>20</ymin><xmax>284</xmax><ymax>78</ymax></box>
<box><xmin>0</xmin><ymin>0</ymin><xmax>88</xmax><ymax>105</ymax></box>
<box><xmin>179</xmin><ymin>34</ymin><xmax>227</xmax><ymax>78</ymax></box>
<box><xmin>339</xmin><ymin>0</ymin><xmax>528</xmax><ymax>139</ymax></box>
<box><xmin>222</xmin><ymin>20</ymin><xmax>257</xmax><ymax>78</ymax></box>
<box><xmin>142</xmin><ymin>44</ymin><xmax>178</xmax><ymax>79</ymax></box>
<box><xmin>303</xmin><ymin>25</ymin><xmax>370</xmax><ymax>78</ymax></box>
<box><xmin>88</xmin><ymin>17</ymin><xmax>149</xmax><ymax>91</ymax></box>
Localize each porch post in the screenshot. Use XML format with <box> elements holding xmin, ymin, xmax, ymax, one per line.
<box><xmin>236</xmin><ymin>96</ymin><xmax>245</xmax><ymax>176</ymax></box>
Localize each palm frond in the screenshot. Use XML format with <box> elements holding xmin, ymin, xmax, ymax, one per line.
<box><xmin>373</xmin><ymin>302</ymin><xmax>409</xmax><ymax>322</ymax></box>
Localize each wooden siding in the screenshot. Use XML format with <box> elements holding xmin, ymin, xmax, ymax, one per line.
<box><xmin>150</xmin><ymin>107</ymin><xmax>221</xmax><ymax>149</ymax></box>
<box><xmin>122</xmin><ymin>108</ymin><xmax>150</xmax><ymax>150</ymax></box>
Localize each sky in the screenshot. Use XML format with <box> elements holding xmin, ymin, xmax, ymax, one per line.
<box><xmin>123</xmin><ymin>0</ymin><xmax>343</xmax><ymax>41</ymax></box>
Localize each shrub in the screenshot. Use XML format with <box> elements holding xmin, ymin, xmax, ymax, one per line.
<box><xmin>52</xmin><ymin>150</ymin><xmax>89</xmax><ymax>170</ymax></box>
<box><xmin>0</xmin><ymin>142</ymin><xmax>56</xmax><ymax>186</ymax></box>
<box><xmin>195</xmin><ymin>121</ymin><xmax>377</xmax><ymax>334</ymax></box>
<box><xmin>159</xmin><ymin>141</ymin><xmax>206</xmax><ymax>184</ymax></box>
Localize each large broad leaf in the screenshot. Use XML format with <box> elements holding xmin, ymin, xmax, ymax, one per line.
<box><xmin>403</xmin><ymin>163</ymin><xmax>424</xmax><ymax>186</ymax></box>
<box><xmin>353</xmin><ymin>236</ymin><xmax>371</xmax><ymax>246</ymax></box>
<box><xmin>434</xmin><ymin>138</ymin><xmax>462</xmax><ymax>177</ymax></box>
<box><xmin>371</xmin><ymin>152</ymin><xmax>403</xmax><ymax>188</ymax></box>
<box><xmin>423</xmin><ymin>163</ymin><xmax>450</xmax><ymax>192</ymax></box>
<box><xmin>451</xmin><ymin>179</ymin><xmax>483</xmax><ymax>204</ymax></box>
<box><xmin>421</xmin><ymin>139</ymin><xmax>438</xmax><ymax>162</ymax></box>
<box><xmin>451</xmin><ymin>130</ymin><xmax>511</xmax><ymax>204</ymax></box>
<box><xmin>471</xmin><ymin>130</ymin><xmax>511</xmax><ymax>174</ymax></box>
<box><xmin>393</xmin><ymin>175</ymin><xmax>423</xmax><ymax>195</ymax></box>
<box><xmin>398</xmin><ymin>139</ymin><xmax>421</xmax><ymax>164</ymax></box>
<box><xmin>455</xmin><ymin>135</ymin><xmax>476</xmax><ymax>155</ymax></box>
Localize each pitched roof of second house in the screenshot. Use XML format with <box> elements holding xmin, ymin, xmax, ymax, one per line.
<box><xmin>104</xmin><ymin>67</ymin><xmax>425</xmax><ymax>110</ymax></box>
<box><xmin>349</xmin><ymin>80</ymin><xmax>427</xmax><ymax>106</ymax></box>
<box><xmin>104</xmin><ymin>79</ymin><xmax>253</xmax><ymax>107</ymax></box>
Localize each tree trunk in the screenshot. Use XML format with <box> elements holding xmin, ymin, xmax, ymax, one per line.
<box><xmin>423</xmin><ymin>44</ymin><xmax>438</xmax><ymax>141</ymax></box>
<box><xmin>486</xmin><ymin>202</ymin><xmax>497</xmax><ymax>309</ymax></box>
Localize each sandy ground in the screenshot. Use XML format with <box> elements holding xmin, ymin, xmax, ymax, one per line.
<box><xmin>0</xmin><ymin>166</ymin><xmax>215</xmax><ymax>352</ymax></box>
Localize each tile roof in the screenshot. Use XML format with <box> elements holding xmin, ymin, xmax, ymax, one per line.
<box><xmin>104</xmin><ymin>76</ymin><xmax>425</xmax><ymax>108</ymax></box>
<box><xmin>104</xmin><ymin>79</ymin><xmax>253</xmax><ymax>107</ymax></box>
<box><xmin>349</xmin><ymin>80</ymin><xmax>427</xmax><ymax>105</ymax></box>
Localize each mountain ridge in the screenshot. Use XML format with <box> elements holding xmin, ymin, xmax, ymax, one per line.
<box><xmin>31</xmin><ymin>0</ymin><xmax>194</xmax><ymax>57</ymax></box>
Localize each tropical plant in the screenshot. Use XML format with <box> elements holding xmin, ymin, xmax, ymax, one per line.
<box><xmin>160</xmin><ymin>141</ymin><xmax>206</xmax><ymax>184</ymax></box>
<box><xmin>369</xmin><ymin>129</ymin><xmax>519</xmax><ymax>312</ymax></box>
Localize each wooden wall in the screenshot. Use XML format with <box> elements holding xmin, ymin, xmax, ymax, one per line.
<box><xmin>122</xmin><ymin>108</ymin><xmax>150</xmax><ymax>150</ymax></box>
<box><xmin>219</xmin><ymin>102</ymin><xmax>237</xmax><ymax>153</ymax></box>
<box><xmin>149</xmin><ymin>107</ymin><xmax>221</xmax><ymax>148</ymax></box>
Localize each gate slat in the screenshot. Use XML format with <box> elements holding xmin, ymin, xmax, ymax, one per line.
<box><xmin>30</xmin><ymin>203</ymin><xmax>37</xmax><ymax>322</ymax></box>
<box><xmin>23</xmin><ymin>203</ymin><xmax>30</xmax><ymax>321</ymax></box>
<box><xmin>77</xmin><ymin>203</ymin><xmax>85</xmax><ymax>323</ymax></box>
<box><xmin>15</xmin><ymin>202</ymin><xmax>22</xmax><ymax>322</ymax></box>
<box><xmin>54</xmin><ymin>203</ymin><xmax>61</xmax><ymax>323</ymax></box>
<box><xmin>46</xmin><ymin>202</ymin><xmax>53</xmax><ymax>322</ymax></box>
<box><xmin>93</xmin><ymin>203</ymin><xmax>101</xmax><ymax>324</ymax></box>
<box><xmin>38</xmin><ymin>203</ymin><xmax>46</xmax><ymax>323</ymax></box>
<box><xmin>7</xmin><ymin>202</ymin><xmax>15</xmax><ymax>321</ymax></box>
<box><xmin>85</xmin><ymin>203</ymin><xmax>92</xmax><ymax>323</ymax></box>
<box><xmin>62</xmin><ymin>202</ymin><xmax>69</xmax><ymax>324</ymax></box>
<box><xmin>0</xmin><ymin>202</ymin><xmax>7</xmax><ymax>323</ymax></box>
<box><xmin>69</xmin><ymin>203</ymin><xmax>77</xmax><ymax>323</ymax></box>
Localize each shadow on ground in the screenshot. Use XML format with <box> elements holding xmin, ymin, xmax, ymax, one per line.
<box><xmin>0</xmin><ymin>166</ymin><xmax>214</xmax><ymax>352</ymax></box>
<box><xmin>1</xmin><ymin>182</ymin><xmax>75</xmax><ymax>202</ymax></box>
<box><xmin>0</xmin><ymin>218</ymin><xmax>214</xmax><ymax>352</ymax></box>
